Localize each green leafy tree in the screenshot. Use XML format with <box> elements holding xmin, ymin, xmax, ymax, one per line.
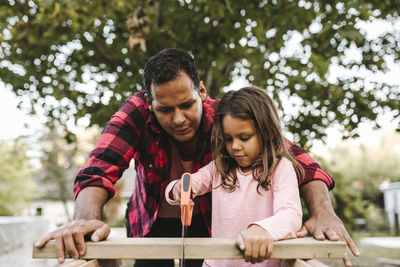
<box><xmin>1</xmin><ymin>0</ymin><xmax>400</xmax><ymax>147</ymax></box>
<box><xmin>0</xmin><ymin>140</ymin><xmax>35</xmax><ymax>216</ymax></box>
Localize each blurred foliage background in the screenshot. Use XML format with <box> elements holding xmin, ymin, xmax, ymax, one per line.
<box><xmin>0</xmin><ymin>0</ymin><xmax>400</xmax><ymax>241</ymax></box>
<box><xmin>0</xmin><ymin>140</ymin><xmax>35</xmax><ymax>215</ymax></box>
<box><xmin>316</xmin><ymin>131</ymin><xmax>400</xmax><ymax>234</ymax></box>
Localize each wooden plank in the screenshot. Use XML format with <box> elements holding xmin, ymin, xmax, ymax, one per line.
<box><xmin>33</xmin><ymin>237</ymin><xmax>346</xmax><ymax>260</ymax></box>
<box><xmin>184</xmin><ymin>237</ymin><xmax>241</xmax><ymax>259</ymax></box>
<box><xmin>283</xmin><ymin>259</ymin><xmax>328</xmax><ymax>267</ymax></box>
<box><xmin>61</xmin><ymin>259</ymin><xmax>100</xmax><ymax>267</ymax></box>
<box><xmin>289</xmin><ymin>259</ymin><xmax>312</xmax><ymax>267</ymax></box>
<box><xmin>61</xmin><ymin>260</ymin><xmax>89</xmax><ymax>267</ymax></box>
<box><xmin>33</xmin><ymin>238</ymin><xmax>180</xmax><ymax>260</ymax></box>
<box><xmin>184</xmin><ymin>237</ymin><xmax>346</xmax><ymax>259</ymax></box>
<box><xmin>306</xmin><ymin>259</ymin><xmax>329</xmax><ymax>267</ymax></box>
<box><xmin>271</xmin><ymin>238</ymin><xmax>345</xmax><ymax>260</ymax></box>
<box><xmin>80</xmin><ymin>259</ymin><xmax>100</xmax><ymax>267</ymax></box>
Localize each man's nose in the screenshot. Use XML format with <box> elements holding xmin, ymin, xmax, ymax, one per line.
<box><xmin>173</xmin><ymin>109</ymin><xmax>185</xmax><ymax>125</ymax></box>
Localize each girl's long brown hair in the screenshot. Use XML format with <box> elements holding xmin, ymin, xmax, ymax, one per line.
<box><xmin>212</xmin><ymin>86</ymin><xmax>304</xmax><ymax>192</ymax></box>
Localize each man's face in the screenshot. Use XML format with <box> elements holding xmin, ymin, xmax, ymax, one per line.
<box><xmin>147</xmin><ymin>71</ymin><xmax>207</xmax><ymax>142</ymax></box>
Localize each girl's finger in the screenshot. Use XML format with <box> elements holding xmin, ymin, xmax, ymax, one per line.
<box><xmin>266</xmin><ymin>241</ymin><xmax>274</xmax><ymax>259</ymax></box>
<box><xmin>296</xmin><ymin>225</ymin><xmax>308</xmax><ymax>238</ymax></box>
<box><xmin>258</xmin><ymin>240</ymin><xmax>267</xmax><ymax>261</ymax></box>
<box><xmin>235</xmin><ymin>232</ymin><xmax>245</xmax><ymax>251</ymax></box>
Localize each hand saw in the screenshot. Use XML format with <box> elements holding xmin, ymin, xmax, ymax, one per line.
<box><xmin>180</xmin><ymin>172</ymin><xmax>193</xmax><ymax>267</ymax></box>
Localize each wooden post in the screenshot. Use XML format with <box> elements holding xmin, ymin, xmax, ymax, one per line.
<box><xmin>394</xmin><ymin>212</ymin><xmax>399</xmax><ymax>236</ymax></box>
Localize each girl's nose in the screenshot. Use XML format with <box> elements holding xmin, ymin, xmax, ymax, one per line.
<box><xmin>231</xmin><ymin>139</ymin><xmax>241</xmax><ymax>150</ymax></box>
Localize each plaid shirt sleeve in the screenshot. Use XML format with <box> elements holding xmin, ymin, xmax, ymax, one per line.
<box><xmin>287</xmin><ymin>140</ymin><xmax>335</xmax><ymax>190</ymax></box>
<box><xmin>74</xmin><ymin>96</ymin><xmax>145</xmax><ymax>200</ymax></box>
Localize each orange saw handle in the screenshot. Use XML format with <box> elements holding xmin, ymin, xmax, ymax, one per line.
<box><xmin>180</xmin><ymin>172</ymin><xmax>193</xmax><ymax>226</ymax></box>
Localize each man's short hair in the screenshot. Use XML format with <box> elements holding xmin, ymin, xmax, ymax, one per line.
<box><xmin>143</xmin><ymin>48</ymin><xmax>200</xmax><ymax>99</ymax></box>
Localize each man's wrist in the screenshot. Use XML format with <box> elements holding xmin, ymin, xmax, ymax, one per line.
<box><xmin>74</xmin><ymin>186</ymin><xmax>108</xmax><ymax>220</ymax></box>
<box><xmin>300</xmin><ymin>180</ymin><xmax>334</xmax><ymax>216</ymax></box>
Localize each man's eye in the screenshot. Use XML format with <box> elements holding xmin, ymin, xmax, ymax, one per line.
<box><xmin>158</xmin><ymin>108</ymin><xmax>172</xmax><ymax>113</ymax></box>
<box><xmin>180</xmin><ymin>102</ymin><xmax>194</xmax><ymax>109</ymax></box>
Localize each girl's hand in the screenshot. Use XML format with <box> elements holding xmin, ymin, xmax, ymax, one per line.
<box><xmin>170</xmin><ymin>180</ymin><xmax>197</xmax><ymax>204</ymax></box>
<box><xmin>235</xmin><ymin>225</ymin><xmax>273</xmax><ymax>263</ymax></box>
<box><xmin>171</xmin><ymin>181</ymin><xmax>182</xmax><ymax>202</ymax></box>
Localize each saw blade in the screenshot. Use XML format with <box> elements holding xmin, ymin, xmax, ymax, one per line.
<box><xmin>180</xmin><ymin>206</ymin><xmax>186</xmax><ymax>267</ymax></box>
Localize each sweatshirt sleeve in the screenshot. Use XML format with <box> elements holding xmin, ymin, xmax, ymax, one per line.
<box><xmin>74</xmin><ymin>95</ymin><xmax>146</xmax><ymax>200</ymax></box>
<box><xmin>251</xmin><ymin>157</ymin><xmax>302</xmax><ymax>241</ymax></box>
<box><xmin>191</xmin><ymin>161</ymin><xmax>215</xmax><ymax>197</ymax></box>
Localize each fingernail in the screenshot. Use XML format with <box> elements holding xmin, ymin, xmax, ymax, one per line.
<box><xmin>240</xmin><ymin>245</ymin><xmax>245</xmax><ymax>250</ymax></box>
<box><xmin>92</xmin><ymin>235</ymin><xmax>99</xmax><ymax>242</ymax></box>
<box><xmin>58</xmin><ymin>257</ymin><xmax>64</xmax><ymax>263</ymax></box>
<box><xmin>35</xmin><ymin>242</ymin><xmax>39</xmax><ymax>247</ymax></box>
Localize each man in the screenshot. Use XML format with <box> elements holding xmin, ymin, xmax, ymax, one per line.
<box><xmin>36</xmin><ymin>48</ymin><xmax>359</xmax><ymax>266</ymax></box>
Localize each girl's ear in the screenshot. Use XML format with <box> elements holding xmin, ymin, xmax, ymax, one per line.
<box><xmin>144</xmin><ymin>93</ymin><xmax>153</xmax><ymax>112</ymax></box>
<box><xmin>199</xmin><ymin>81</ymin><xmax>207</xmax><ymax>101</ymax></box>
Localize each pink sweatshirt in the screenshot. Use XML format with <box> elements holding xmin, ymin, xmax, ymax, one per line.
<box><xmin>165</xmin><ymin>157</ymin><xmax>302</xmax><ymax>267</ymax></box>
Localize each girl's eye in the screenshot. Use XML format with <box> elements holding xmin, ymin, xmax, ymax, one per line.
<box><xmin>240</xmin><ymin>136</ymin><xmax>250</xmax><ymax>141</ymax></box>
<box><xmin>224</xmin><ymin>136</ymin><xmax>232</xmax><ymax>142</ymax></box>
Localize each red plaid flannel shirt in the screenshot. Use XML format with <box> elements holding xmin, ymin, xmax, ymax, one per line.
<box><xmin>74</xmin><ymin>91</ymin><xmax>334</xmax><ymax>237</ymax></box>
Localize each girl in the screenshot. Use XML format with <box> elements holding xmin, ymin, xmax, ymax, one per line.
<box><xmin>165</xmin><ymin>86</ymin><xmax>304</xmax><ymax>267</ymax></box>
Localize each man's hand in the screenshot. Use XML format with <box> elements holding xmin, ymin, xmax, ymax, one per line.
<box><xmin>235</xmin><ymin>225</ymin><xmax>273</xmax><ymax>264</ymax></box>
<box><xmin>299</xmin><ymin>181</ymin><xmax>360</xmax><ymax>267</ymax></box>
<box><xmin>35</xmin><ymin>219</ymin><xmax>110</xmax><ymax>263</ymax></box>
<box><xmin>35</xmin><ymin>186</ymin><xmax>110</xmax><ymax>264</ymax></box>
<box><xmin>296</xmin><ymin>212</ymin><xmax>359</xmax><ymax>266</ymax></box>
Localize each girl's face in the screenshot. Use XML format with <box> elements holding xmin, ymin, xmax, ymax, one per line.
<box><xmin>222</xmin><ymin>115</ymin><xmax>262</xmax><ymax>172</ymax></box>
